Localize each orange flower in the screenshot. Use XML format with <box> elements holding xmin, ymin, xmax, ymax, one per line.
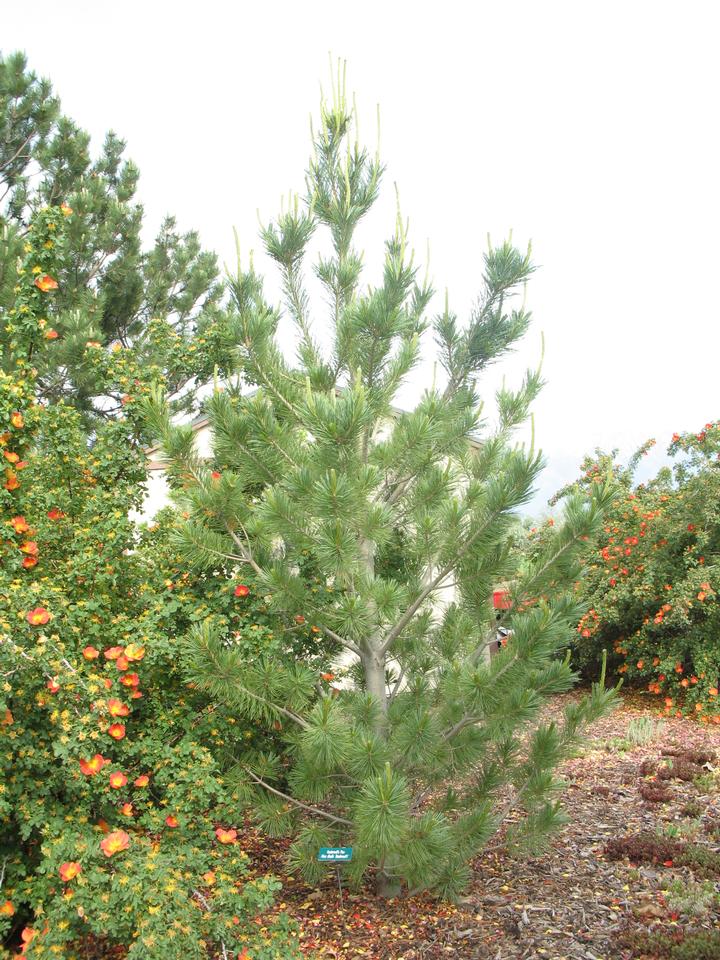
<box><xmin>5</xmin><ymin>471</ymin><xmax>20</xmax><ymax>491</ymax></box>
<box><xmin>59</xmin><ymin>862</ymin><xmax>82</xmax><ymax>882</ymax></box>
<box><xmin>108</xmin><ymin>698</ymin><xmax>130</xmax><ymax>717</ymax></box>
<box><xmin>133</xmin><ymin>774</ymin><xmax>149</xmax><ymax>787</ymax></box>
<box><xmin>710</xmin><ymin>688</ymin><xmax>718</xmax><ymax>697</ymax></box>
<box><xmin>130</xmin><ymin>690</ymin><xmax>143</xmax><ymax>700</ymax></box>
<box><xmin>60</xmin><ymin>201</ymin><xmax>73</xmax><ymax>216</ymax></box>
<box><xmin>664</xmin><ymin>697</ymin><xmax>673</xmax><ymax>707</ymax></box>
<box><xmin>22</xmin><ymin>555</ymin><xmax>38</xmax><ymax>569</ymax></box>
<box><xmin>109</xmin><ymin>771</ymin><xmax>128</xmax><ymax>789</ymax></box>
<box><xmin>26</xmin><ymin>607</ymin><xmax>51</xmax><ymax>626</ymax></box>
<box><xmin>104</xmin><ymin>646</ymin><xmax>124</xmax><ymax>660</ymax></box>
<box><xmin>695</xmin><ymin>703</ymin><xmax>704</xmax><ymax>712</ymax></box>
<box><xmin>202</xmin><ymin>870</ymin><xmax>216</xmax><ymax>886</ymax></box>
<box><xmin>47</xmin><ymin>508</ymin><xmax>65</xmax><ymax>520</ymax></box>
<box><xmin>124</xmin><ymin>643</ymin><xmax>145</xmax><ymax>662</ymax></box>
<box><xmin>321</xmin><ymin>672</ymin><xmax>335</xmax><ymax>682</ymax></box>
<box><xmin>108</xmin><ymin>723</ymin><xmax>126</xmax><ymax>740</ymax></box>
<box><xmin>120</xmin><ymin>672</ymin><xmax>139</xmax><ymax>688</ymax></box>
<box><xmin>46</xmin><ymin>678</ymin><xmax>60</xmax><ymax>694</ymax></box>
<box><xmin>10</xmin><ymin>515</ymin><xmax>30</xmax><ymax>533</ymax></box>
<box><xmin>680</xmin><ymin>678</ymin><xmax>689</xmax><ymax>688</ymax></box>
<box><xmin>120</xmin><ymin>803</ymin><xmax>134</xmax><ymax>816</ymax></box>
<box><xmin>100</xmin><ymin>830</ymin><xmax>130</xmax><ymax>857</ymax></box>
<box><xmin>44</xmin><ymin>329</ymin><xmax>59</xmax><ymax>340</ymax></box>
<box><xmin>34</xmin><ymin>274</ymin><xmax>58</xmax><ymax>292</ymax></box>
<box><xmin>10</xmin><ymin>411</ymin><xmax>24</xmax><ymax>429</ymax></box>
<box><xmin>103</xmin><ymin>677</ymin><xmax>112</xmax><ymax>689</ymax></box>
<box><xmin>234</xmin><ymin>584</ymin><xmax>250</xmax><ymax>597</ymax></box>
<box><xmin>82</xmin><ymin>646</ymin><xmax>100</xmax><ymax>660</ymax></box>
<box><xmin>0</xmin><ymin>900</ymin><xmax>14</xmax><ymax>916</ymax></box>
<box><xmin>636</xmin><ymin>661</ymin><xmax>644</xmax><ymax>670</ymax></box>
<box><xmin>294</xmin><ymin>615</ymin><xmax>306</xmax><ymax>624</ymax></box>
<box><xmin>674</xmin><ymin>664</ymin><xmax>684</xmax><ymax>674</ymax></box>
<box><xmin>3</xmin><ymin>450</ymin><xmax>20</xmax><ymax>464</ymax></box>
<box><xmin>115</xmin><ymin>655</ymin><xmax>129</xmax><ymax>671</ymax></box>
<box><xmin>20</xmin><ymin>926</ymin><xmax>36</xmax><ymax>952</ymax></box>
<box><xmin>698</xmin><ymin>591</ymin><xmax>707</xmax><ymax>601</ymax></box>
<box><xmin>79</xmin><ymin>754</ymin><xmax>108</xmax><ymax>776</ymax></box>
<box><xmin>165</xmin><ymin>815</ymin><xmax>179</xmax><ymax>828</ymax></box>
<box><xmin>20</xmin><ymin>541</ymin><xmax>38</xmax><ymax>556</ymax></box>
<box><xmin>215</xmin><ymin>827</ymin><xmax>237</xmax><ymax>844</ymax></box>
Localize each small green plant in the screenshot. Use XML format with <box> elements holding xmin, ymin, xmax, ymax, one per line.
<box><xmin>627</xmin><ymin>716</ymin><xmax>665</xmax><ymax>745</ymax></box>
<box><xmin>602</xmin><ymin>736</ymin><xmax>631</xmax><ymax>752</ymax></box>
<box><xmin>668</xmin><ymin>931</ymin><xmax>720</xmax><ymax>960</ymax></box>
<box><xmin>623</xmin><ymin>928</ymin><xmax>720</xmax><ymax>960</ymax></box>
<box><xmin>693</xmin><ymin>772</ymin><xmax>719</xmax><ymax>792</ymax></box>
<box><xmin>677</xmin><ymin>843</ymin><xmax>720</xmax><ymax>878</ymax></box>
<box><xmin>678</xmin><ymin>819</ymin><xmax>703</xmax><ymax>839</ymax></box>
<box><xmin>665</xmin><ymin>878</ymin><xmax>718</xmax><ymax>918</ymax></box>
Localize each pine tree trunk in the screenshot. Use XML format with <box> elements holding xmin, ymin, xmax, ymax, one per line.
<box><xmin>362</xmin><ymin>648</ymin><xmax>388</xmax><ymax>730</ymax></box>
<box><xmin>359</xmin><ymin>537</ymin><xmax>398</xmax><ymax>895</ymax></box>
<box><xmin>375</xmin><ymin>861</ymin><xmax>401</xmax><ymax>898</ymax></box>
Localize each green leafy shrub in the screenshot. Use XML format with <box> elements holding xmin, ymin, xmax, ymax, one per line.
<box><xmin>1</xmin><ymin>209</ymin><xmax>303</xmax><ymax>959</ymax></box>
<box><xmin>554</xmin><ymin>438</ymin><xmax>720</xmax><ymax>719</ymax></box>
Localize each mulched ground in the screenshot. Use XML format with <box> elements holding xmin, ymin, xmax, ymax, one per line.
<box><xmin>243</xmin><ymin>691</ymin><xmax>720</xmax><ymax>960</ymax></box>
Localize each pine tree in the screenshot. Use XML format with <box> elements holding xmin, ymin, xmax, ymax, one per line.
<box><xmin>0</xmin><ymin>51</ymin><xmax>223</xmax><ymax>418</ymax></box>
<box><xmin>146</xmin><ymin>65</ymin><xmax>617</xmax><ymax>899</ymax></box>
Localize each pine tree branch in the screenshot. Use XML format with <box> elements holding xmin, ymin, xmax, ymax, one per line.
<box><xmin>282</xmin><ymin>259</ymin><xmax>324</xmax><ymax>373</ymax></box>
<box><xmin>441</xmin><ymin>715</ymin><xmax>483</xmax><ymax>742</ymax></box>
<box><xmin>318</xmin><ymin>623</ymin><xmax>362</xmax><ymax>657</ymax></box>
<box><xmin>516</xmin><ymin>537</ymin><xmax>579</xmax><ymax>601</ymax></box>
<box><xmin>441</xmin><ymin>655</ymin><xmax>518</xmax><ymax>741</ymax></box>
<box><xmin>388</xmin><ymin>664</ymin><xmax>405</xmax><ymax>703</ymax></box>
<box><xmin>243</xmin><ymin>766</ymin><xmax>353</xmax><ymax>826</ymax></box>
<box><xmin>192</xmin><ymin>631</ymin><xmax>312</xmax><ymax>729</ymax></box>
<box><xmin>225</xmin><ymin>437</ymin><xmax>278</xmax><ymax>485</ymax></box>
<box><xmin>180</xmin><ymin>523</ymin><xmax>246</xmax><ymax>566</ymax></box>
<box><xmin>379</xmin><ymin>509</ymin><xmax>505</xmax><ymax>656</ymax></box>
<box><xmin>227</xmin><ymin>526</ymin><xmax>264</xmax><ymax>577</ymax></box>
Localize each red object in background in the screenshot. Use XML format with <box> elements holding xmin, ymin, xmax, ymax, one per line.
<box><xmin>493</xmin><ymin>589</ymin><xmax>512</xmax><ymax>610</ymax></box>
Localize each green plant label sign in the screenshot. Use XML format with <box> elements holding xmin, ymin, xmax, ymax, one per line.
<box><xmin>317</xmin><ymin>847</ymin><xmax>353</xmax><ymax>862</ymax></box>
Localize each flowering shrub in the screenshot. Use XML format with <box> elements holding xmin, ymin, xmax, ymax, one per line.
<box><xmin>558</xmin><ymin>432</ymin><xmax>720</xmax><ymax>719</ymax></box>
<box><xmin>0</xmin><ymin>209</ymin><xmax>303</xmax><ymax>958</ymax></box>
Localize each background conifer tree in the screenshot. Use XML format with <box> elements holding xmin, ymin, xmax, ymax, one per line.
<box><xmin>147</xmin><ymin>66</ymin><xmax>617</xmax><ymax>898</ymax></box>
<box><xmin>0</xmin><ymin>51</ymin><xmax>224</xmax><ymax>419</ymax></box>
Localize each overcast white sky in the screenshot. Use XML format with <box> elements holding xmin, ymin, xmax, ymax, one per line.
<box><xmin>4</xmin><ymin>0</ymin><xmax>718</xmax><ymax>512</ymax></box>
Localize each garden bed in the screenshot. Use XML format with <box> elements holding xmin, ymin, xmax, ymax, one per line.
<box><xmin>240</xmin><ymin>691</ymin><xmax>720</xmax><ymax>960</ymax></box>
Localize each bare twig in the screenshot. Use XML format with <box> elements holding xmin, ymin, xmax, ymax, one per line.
<box><xmin>244</xmin><ymin>766</ymin><xmax>352</xmax><ymax>826</ymax></box>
